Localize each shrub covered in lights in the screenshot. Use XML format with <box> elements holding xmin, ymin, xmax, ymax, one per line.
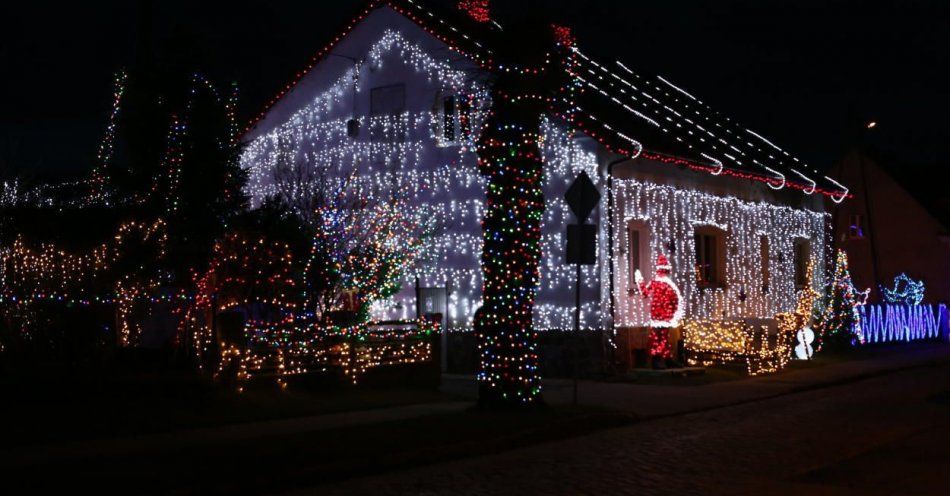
<box><xmin>815</xmin><ymin>250</ymin><xmax>865</xmax><ymax>352</ymax></box>
<box><xmin>0</xmin><ymin>69</ymin><xmax>248</xmax><ymax>351</ymax></box>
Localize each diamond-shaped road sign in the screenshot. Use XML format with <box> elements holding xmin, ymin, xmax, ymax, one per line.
<box><xmin>564</xmin><ymin>171</ymin><xmax>601</xmax><ymax>222</ymax></box>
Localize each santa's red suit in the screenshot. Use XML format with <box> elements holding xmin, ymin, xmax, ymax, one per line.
<box><xmin>636</xmin><ymin>255</ymin><xmax>684</xmax><ymax>360</ymax></box>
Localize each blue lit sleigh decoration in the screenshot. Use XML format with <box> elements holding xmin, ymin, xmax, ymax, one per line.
<box><xmin>880</xmin><ymin>273</ymin><xmax>924</xmax><ymax>306</ymax></box>
<box><xmin>858</xmin><ymin>274</ymin><xmax>942</xmax><ymax>344</ymax></box>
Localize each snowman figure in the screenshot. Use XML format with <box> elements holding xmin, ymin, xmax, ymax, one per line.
<box><xmin>635</xmin><ymin>254</ymin><xmax>685</xmax><ymax>368</ymax></box>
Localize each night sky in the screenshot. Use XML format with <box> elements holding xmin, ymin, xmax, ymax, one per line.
<box><xmin>3</xmin><ymin>0</ymin><xmax>948</xmax><ymax>183</ymax></box>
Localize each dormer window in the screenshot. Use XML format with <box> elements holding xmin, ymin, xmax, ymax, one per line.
<box><xmin>434</xmin><ymin>91</ymin><xmax>469</xmax><ymax>147</ymax></box>
<box><xmin>443</xmin><ymin>95</ymin><xmax>457</xmax><ymax>142</ymax></box>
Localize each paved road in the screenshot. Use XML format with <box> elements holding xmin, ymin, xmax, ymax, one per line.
<box><xmin>303</xmin><ymin>361</ymin><xmax>950</xmax><ymax>495</ymax></box>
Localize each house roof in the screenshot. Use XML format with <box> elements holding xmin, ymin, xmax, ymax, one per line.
<box><xmin>248</xmin><ymin>0</ymin><xmax>850</xmax><ymax>201</ymax></box>
<box><xmin>562</xmin><ymin>49</ymin><xmax>850</xmax><ymax>200</ymax></box>
<box><xmin>838</xmin><ymin>147</ymin><xmax>950</xmax><ymax>229</ymax></box>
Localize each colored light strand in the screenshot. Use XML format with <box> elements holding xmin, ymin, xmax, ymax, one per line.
<box><xmin>880</xmin><ymin>273</ymin><xmax>925</xmax><ymax>306</ymax></box>
<box><xmin>859</xmin><ymin>303</ymin><xmax>943</xmax><ymax>344</ymax></box>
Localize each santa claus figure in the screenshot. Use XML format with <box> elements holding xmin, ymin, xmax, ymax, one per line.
<box><xmin>635</xmin><ymin>254</ymin><xmax>684</xmax><ymax>368</ymax></box>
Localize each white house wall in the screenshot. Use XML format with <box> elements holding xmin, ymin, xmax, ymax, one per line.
<box><xmin>611</xmin><ymin>174</ymin><xmax>828</xmax><ymax>327</ymax></box>
<box><xmin>240</xmin><ymin>6</ymin><xmax>607</xmax><ymax>331</ymax></box>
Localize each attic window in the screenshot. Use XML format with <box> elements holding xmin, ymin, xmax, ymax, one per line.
<box><xmin>370</xmin><ymin>84</ymin><xmax>406</xmax><ymax>143</ymax></box>
<box><xmin>370</xmin><ymin>84</ymin><xmax>405</xmax><ymax>116</ymax></box>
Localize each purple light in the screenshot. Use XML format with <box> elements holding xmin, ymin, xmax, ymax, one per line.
<box><xmin>858</xmin><ymin>304</ymin><xmax>943</xmax><ymax>344</ymax></box>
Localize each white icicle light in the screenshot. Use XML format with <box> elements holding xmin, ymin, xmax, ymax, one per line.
<box><xmin>242</xmin><ymin>28</ymin><xmax>830</xmax><ymax>334</ymax></box>
<box><xmin>612</xmin><ymin>178</ymin><xmax>828</xmax><ymax>328</ymax></box>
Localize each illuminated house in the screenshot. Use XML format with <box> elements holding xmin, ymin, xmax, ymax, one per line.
<box><xmin>240</xmin><ymin>0</ymin><xmax>849</xmax><ymax>341</ymax></box>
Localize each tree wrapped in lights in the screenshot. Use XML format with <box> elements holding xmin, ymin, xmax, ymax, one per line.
<box><xmin>302</xmin><ymin>194</ymin><xmax>432</xmax><ymax>325</ymax></box>
<box><xmin>199</xmin><ymin>234</ymin><xmax>298</xmax><ymax>318</ymax></box>
<box><xmin>474</xmin><ymin>23</ymin><xmax>576</xmax><ymax>407</ymax></box>
<box><xmin>815</xmin><ymin>250</ymin><xmax>863</xmax><ymax>351</ymax></box>
<box><xmin>158</xmin><ymin>78</ymin><xmax>248</xmax><ymax>282</ymax></box>
<box><xmin>474</xmin><ymin>74</ymin><xmax>544</xmax><ymax>405</ymax></box>
<box><xmin>270</xmin><ymin>140</ymin><xmax>437</xmax><ymax>325</ymax></box>
<box><xmin>1</xmin><ymin>69</ymin><xmax>246</xmax><ymax>349</ymax></box>
<box><xmin>182</xmin><ymin>194</ymin><xmax>435</xmax><ymax>382</ymax></box>
<box><xmin>321</xmin><ymin>199</ymin><xmax>430</xmax><ymax>322</ymax></box>
<box><xmin>187</xmin><ymin>226</ymin><xmax>299</xmax><ymax>365</ymax></box>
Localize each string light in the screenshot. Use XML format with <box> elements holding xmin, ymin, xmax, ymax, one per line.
<box><xmin>241</xmin><ymin>30</ymin><xmax>609</xmax><ymax>335</ymax></box>
<box><xmin>815</xmin><ymin>250</ymin><xmax>864</xmax><ymax>351</ymax></box>
<box><xmin>567</xmin><ymin>48</ymin><xmax>849</xmax><ymax>199</ymax></box>
<box><xmin>682</xmin><ymin>319</ymin><xmax>793</xmax><ymax>375</ymax></box>
<box><xmin>612</xmin><ymin>179</ymin><xmax>828</xmax><ymax>330</ymax></box>
<box><xmin>880</xmin><ymin>273</ymin><xmax>925</xmax><ymax>306</ymax></box>
<box><xmin>860</xmin><ymin>303</ymin><xmax>943</xmax><ymax>344</ymax></box>
<box><xmin>2</xmin><ymin>70</ymin><xmax>240</xmax><ymax>348</ymax></box>
<box><xmin>3</xmin><ymin>0</ymin><xmax>855</xmax><ymax>391</ymax></box>
<box><xmin>457</xmin><ymin>0</ymin><xmax>491</xmax><ymax>23</ymax></box>
<box><xmin>91</xmin><ymin>70</ymin><xmax>128</xmax><ymax>202</ymax></box>
<box><xmin>776</xmin><ymin>257</ymin><xmax>819</xmax><ymax>359</ymax></box>
<box><xmin>212</xmin><ymin>317</ymin><xmax>437</xmax><ymax>390</ymax></box>
<box><xmin>682</xmin><ymin>259</ymin><xmax>815</xmax><ymax>373</ymax></box>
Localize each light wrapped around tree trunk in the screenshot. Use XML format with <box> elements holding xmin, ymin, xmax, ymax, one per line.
<box><xmin>474</xmin><ymin>24</ymin><xmax>576</xmax><ymax>407</ymax></box>
<box><xmin>475</xmin><ymin>84</ymin><xmax>545</xmax><ymax>406</ymax></box>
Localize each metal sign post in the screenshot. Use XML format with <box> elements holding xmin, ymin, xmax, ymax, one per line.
<box><xmin>564</xmin><ymin>171</ymin><xmax>600</xmax><ymax>406</ymax></box>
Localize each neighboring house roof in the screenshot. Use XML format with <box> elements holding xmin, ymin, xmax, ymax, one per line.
<box><xmin>247</xmin><ymin>0</ymin><xmax>850</xmax><ymax>201</ymax></box>
<box><xmin>835</xmin><ymin>147</ymin><xmax>950</xmax><ymax>230</ymax></box>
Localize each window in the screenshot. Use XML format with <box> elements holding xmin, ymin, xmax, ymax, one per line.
<box><xmin>629</xmin><ymin>230</ymin><xmax>641</xmax><ymax>273</ymax></box>
<box><xmin>370</xmin><ymin>84</ymin><xmax>406</xmax><ymax>143</ymax></box>
<box><xmin>433</xmin><ymin>92</ymin><xmax>470</xmax><ymax>147</ymax></box>
<box><xmin>442</xmin><ymin>95</ymin><xmax>456</xmax><ymax>142</ymax></box>
<box><xmin>458</xmin><ymin>96</ymin><xmax>471</xmax><ymax>139</ymax></box>
<box><xmin>370</xmin><ymin>84</ymin><xmax>405</xmax><ymax>115</ymax></box>
<box><xmin>848</xmin><ymin>213</ymin><xmax>865</xmax><ymax>239</ymax></box>
<box><xmin>626</xmin><ymin>220</ymin><xmax>650</xmax><ymax>293</ymax></box>
<box><xmin>793</xmin><ymin>238</ymin><xmax>811</xmax><ymax>290</ymax></box>
<box><xmin>760</xmin><ymin>236</ymin><xmax>770</xmax><ymax>294</ymax></box>
<box><xmin>694</xmin><ymin>226</ymin><xmax>726</xmax><ymax>287</ymax></box>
